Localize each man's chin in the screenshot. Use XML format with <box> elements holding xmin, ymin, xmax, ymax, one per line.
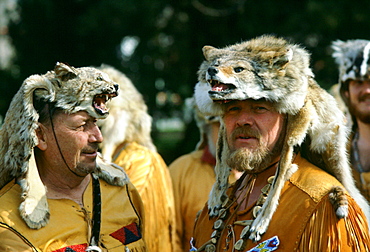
<box><xmin>241</xmin><ymin>165</ymin><xmax>269</xmax><ymax>174</ymax></box>
<box><xmin>226</xmin><ymin>147</ymin><xmax>272</xmax><ymax>173</ymax></box>
<box><xmin>75</xmin><ymin>162</ymin><xmax>97</xmax><ymax>175</ymax></box>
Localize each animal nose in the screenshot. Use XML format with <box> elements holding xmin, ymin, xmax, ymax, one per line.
<box><xmin>208</xmin><ymin>67</ymin><xmax>219</xmax><ymax>76</ymax></box>
<box><xmin>114</xmin><ymin>84</ymin><xmax>119</xmax><ymax>91</ymax></box>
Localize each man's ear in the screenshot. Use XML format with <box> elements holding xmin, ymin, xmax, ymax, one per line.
<box><xmin>344</xmin><ymin>90</ymin><xmax>349</xmax><ymax>99</ymax></box>
<box><xmin>36</xmin><ymin>123</ymin><xmax>48</xmax><ymax>151</ymax></box>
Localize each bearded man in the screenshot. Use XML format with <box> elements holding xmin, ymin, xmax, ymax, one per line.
<box><xmin>332</xmin><ymin>39</ymin><xmax>370</xmax><ymax>201</ymax></box>
<box><xmin>190</xmin><ymin>35</ymin><xmax>370</xmax><ymax>252</ymax></box>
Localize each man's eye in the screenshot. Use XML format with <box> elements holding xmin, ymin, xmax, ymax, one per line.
<box><xmin>254</xmin><ymin>106</ymin><xmax>268</xmax><ymax>112</ymax></box>
<box><xmin>228</xmin><ymin>106</ymin><xmax>240</xmax><ymax>112</ymax></box>
<box><xmin>234</xmin><ymin>67</ymin><xmax>244</xmax><ymax>73</ymax></box>
<box><xmin>76</xmin><ymin>124</ymin><xmax>86</xmax><ymax>130</ymax></box>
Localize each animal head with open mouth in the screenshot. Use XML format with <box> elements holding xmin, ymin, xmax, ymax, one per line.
<box><xmin>194</xmin><ymin>35</ymin><xmax>313</xmax><ymax>116</ymax></box>
<box><xmin>39</xmin><ymin>62</ymin><xmax>119</xmax><ymax>119</ymax></box>
<box><xmin>0</xmin><ymin>62</ymin><xmax>122</xmax><ymax>229</ymax></box>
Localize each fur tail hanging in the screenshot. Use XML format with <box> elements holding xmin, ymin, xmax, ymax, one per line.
<box><xmin>18</xmin><ymin>152</ymin><xmax>50</xmax><ymax>229</ymax></box>
<box><xmin>207</xmin><ymin>122</ymin><xmax>230</xmax><ymax>217</ymax></box>
<box><xmin>0</xmin><ymin>74</ymin><xmax>56</xmax><ymax>229</ymax></box>
<box><xmin>306</xmin><ymin>84</ymin><xmax>370</xmax><ymax>225</ymax></box>
<box><xmin>329</xmin><ymin>186</ymin><xmax>349</xmax><ymax>219</ymax></box>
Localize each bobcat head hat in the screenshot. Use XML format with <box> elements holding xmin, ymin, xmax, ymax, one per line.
<box><xmin>332</xmin><ymin>39</ymin><xmax>370</xmax><ymax>129</ymax></box>
<box><xmin>0</xmin><ymin>62</ymin><xmax>129</xmax><ymax>229</ymax></box>
<box><xmin>194</xmin><ymin>35</ymin><xmax>370</xmax><ymax>241</ymax></box>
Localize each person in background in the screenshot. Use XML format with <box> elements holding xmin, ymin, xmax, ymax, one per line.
<box><xmin>169</xmin><ymin>97</ymin><xmax>242</xmax><ymax>252</ymax></box>
<box><xmin>0</xmin><ymin>62</ymin><xmax>147</xmax><ymax>251</ymax></box>
<box><xmin>332</xmin><ymin>39</ymin><xmax>370</xmax><ymax>201</ymax></box>
<box><xmin>97</xmin><ymin>65</ymin><xmax>178</xmax><ymax>252</ymax></box>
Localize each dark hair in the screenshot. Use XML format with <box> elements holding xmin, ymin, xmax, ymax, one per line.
<box><xmin>33</xmin><ymin>94</ymin><xmax>58</xmax><ymax>124</ymax></box>
<box><xmin>339</xmin><ymin>80</ymin><xmax>359</xmax><ymax>131</ymax></box>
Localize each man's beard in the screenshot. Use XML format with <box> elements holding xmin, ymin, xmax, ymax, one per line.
<box><xmin>225</xmin><ymin>126</ymin><xmax>285</xmax><ymax>174</ymax></box>
<box><xmin>348</xmin><ymin>95</ymin><xmax>370</xmax><ymax>124</ymax></box>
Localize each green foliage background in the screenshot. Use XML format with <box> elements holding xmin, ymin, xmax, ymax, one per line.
<box><xmin>1</xmin><ymin>0</ymin><xmax>370</xmax><ymax>163</ymax></box>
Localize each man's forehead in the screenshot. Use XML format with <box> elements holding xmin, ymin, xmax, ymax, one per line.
<box><xmin>225</xmin><ymin>98</ymin><xmax>275</xmax><ymax>106</ymax></box>
<box><xmin>58</xmin><ymin>110</ymin><xmax>96</xmax><ymax>121</ymax></box>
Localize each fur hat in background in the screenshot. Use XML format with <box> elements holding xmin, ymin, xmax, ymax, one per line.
<box><xmin>331</xmin><ymin>39</ymin><xmax>370</xmax><ymax>106</ymax></box>
<box><xmin>194</xmin><ymin>35</ymin><xmax>370</xmax><ymax>241</ymax></box>
<box><xmin>0</xmin><ymin>62</ymin><xmax>129</xmax><ymax>229</ymax></box>
<box><xmin>96</xmin><ymin>64</ymin><xmax>156</xmax><ymax>162</ymax></box>
<box><xmin>184</xmin><ymin>96</ymin><xmax>220</xmax><ymax>151</ymax></box>
<box><xmin>331</xmin><ymin>39</ymin><xmax>370</xmax><ymax>130</ymax></box>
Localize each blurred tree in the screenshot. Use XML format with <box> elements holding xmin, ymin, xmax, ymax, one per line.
<box><xmin>1</xmin><ymin>0</ymin><xmax>370</xmax><ymax>163</ymax></box>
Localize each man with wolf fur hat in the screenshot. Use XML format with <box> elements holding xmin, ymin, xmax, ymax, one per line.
<box><xmin>331</xmin><ymin>39</ymin><xmax>370</xmax><ymax>202</ymax></box>
<box><xmin>191</xmin><ymin>35</ymin><xmax>370</xmax><ymax>251</ymax></box>
<box><xmin>0</xmin><ymin>63</ymin><xmax>147</xmax><ymax>251</ymax></box>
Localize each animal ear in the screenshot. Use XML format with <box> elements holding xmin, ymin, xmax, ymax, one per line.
<box><xmin>54</xmin><ymin>62</ymin><xmax>77</xmax><ymax>82</ymax></box>
<box><xmin>202</xmin><ymin>46</ymin><xmax>217</xmax><ymax>61</ymax></box>
<box><xmin>272</xmin><ymin>48</ymin><xmax>293</xmax><ymax>70</ymax></box>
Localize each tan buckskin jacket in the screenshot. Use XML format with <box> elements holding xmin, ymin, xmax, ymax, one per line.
<box><xmin>192</xmin><ymin>154</ymin><xmax>370</xmax><ymax>252</ymax></box>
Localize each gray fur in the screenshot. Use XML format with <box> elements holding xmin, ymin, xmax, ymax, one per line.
<box><xmin>194</xmin><ymin>35</ymin><xmax>370</xmax><ymax>241</ymax></box>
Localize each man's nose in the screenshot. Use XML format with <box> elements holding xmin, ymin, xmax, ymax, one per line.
<box><xmin>236</xmin><ymin>114</ymin><xmax>254</xmax><ymax>127</ymax></box>
<box><xmin>89</xmin><ymin>125</ymin><xmax>104</xmax><ymax>143</ymax></box>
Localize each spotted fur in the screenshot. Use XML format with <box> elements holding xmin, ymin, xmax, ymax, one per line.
<box><xmin>0</xmin><ymin>62</ymin><xmax>128</xmax><ymax>229</ymax></box>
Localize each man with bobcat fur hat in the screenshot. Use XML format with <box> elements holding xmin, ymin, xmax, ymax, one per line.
<box><xmin>0</xmin><ymin>63</ymin><xmax>147</xmax><ymax>251</ymax></box>
<box><xmin>191</xmin><ymin>35</ymin><xmax>370</xmax><ymax>251</ymax></box>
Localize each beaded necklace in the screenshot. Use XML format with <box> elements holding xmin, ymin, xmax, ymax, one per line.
<box><xmin>352</xmin><ymin>131</ymin><xmax>364</xmax><ymax>173</ymax></box>
<box><xmin>351</xmin><ymin>130</ymin><xmax>370</xmax><ymax>199</ymax></box>
<box><xmin>198</xmin><ymin>162</ymin><xmax>278</xmax><ymax>252</ymax></box>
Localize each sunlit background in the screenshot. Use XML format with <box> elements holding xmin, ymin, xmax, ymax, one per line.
<box><xmin>1</xmin><ymin>0</ymin><xmax>369</xmax><ymax>164</ymax></box>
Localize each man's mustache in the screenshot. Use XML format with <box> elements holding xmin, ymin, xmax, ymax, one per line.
<box><xmin>359</xmin><ymin>93</ymin><xmax>370</xmax><ymax>102</ymax></box>
<box><xmin>230</xmin><ymin>126</ymin><xmax>261</xmax><ymax>140</ymax></box>
<box><xmin>82</xmin><ymin>143</ymin><xmax>99</xmax><ymax>153</ymax></box>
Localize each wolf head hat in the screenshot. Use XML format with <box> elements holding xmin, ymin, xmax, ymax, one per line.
<box><xmin>96</xmin><ymin>64</ymin><xmax>156</xmax><ymax>163</ymax></box>
<box><xmin>331</xmin><ymin>39</ymin><xmax>370</xmax><ymax>106</ymax></box>
<box><xmin>194</xmin><ymin>35</ymin><xmax>370</xmax><ymax>241</ymax></box>
<box><xmin>0</xmin><ymin>62</ymin><xmax>129</xmax><ymax>229</ymax></box>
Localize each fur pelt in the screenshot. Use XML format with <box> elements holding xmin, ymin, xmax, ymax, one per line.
<box><xmin>194</xmin><ymin>35</ymin><xmax>370</xmax><ymax>241</ymax></box>
<box><xmin>0</xmin><ymin>62</ymin><xmax>129</xmax><ymax>229</ymax></box>
<box><xmin>96</xmin><ymin>64</ymin><xmax>156</xmax><ymax>162</ymax></box>
<box><xmin>332</xmin><ymin>39</ymin><xmax>370</xmax><ymax>84</ymax></box>
<box><xmin>331</xmin><ymin>39</ymin><xmax>370</xmax><ymax>129</ymax></box>
<box><xmin>185</xmin><ymin>96</ymin><xmax>220</xmax><ymax>151</ymax></box>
